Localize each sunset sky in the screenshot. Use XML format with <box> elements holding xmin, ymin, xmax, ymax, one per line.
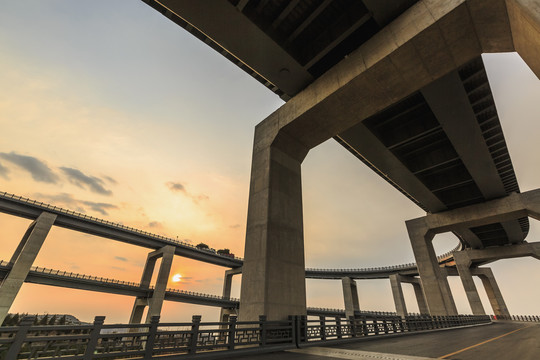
<box><xmin>1</xmin><ymin>1</ymin><xmax>539</xmax><ymax>324</ymax></box>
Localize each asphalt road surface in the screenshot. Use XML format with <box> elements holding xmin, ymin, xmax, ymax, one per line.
<box><xmin>229</xmin><ymin>322</ymin><xmax>540</xmax><ymax>360</ymax></box>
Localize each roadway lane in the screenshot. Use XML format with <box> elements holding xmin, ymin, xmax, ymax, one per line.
<box><xmin>226</xmin><ymin>322</ymin><xmax>540</xmax><ymax>360</ymax></box>
<box><xmin>328</xmin><ymin>322</ymin><xmax>539</xmax><ymax>359</ymax></box>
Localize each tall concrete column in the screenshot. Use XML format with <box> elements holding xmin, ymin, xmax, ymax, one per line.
<box><xmin>411</xmin><ymin>281</ymin><xmax>429</xmax><ymax>315</ymax></box>
<box><xmin>220</xmin><ymin>267</ymin><xmax>241</xmax><ymax>322</ymax></box>
<box><xmin>453</xmin><ymin>252</ymin><xmax>486</xmax><ymax>315</ymax></box>
<box><xmin>129</xmin><ymin>245</ymin><xmax>175</xmax><ymax>323</ymax></box>
<box><xmin>341</xmin><ymin>277</ymin><xmax>360</xmax><ymax>318</ymax></box>
<box><xmin>477</xmin><ymin>268</ymin><xmax>510</xmax><ymax>317</ymax></box>
<box><xmin>239</xmin><ymin>121</ymin><xmax>309</xmax><ymax>321</ymax></box>
<box><xmin>389</xmin><ymin>274</ymin><xmax>407</xmax><ymax>317</ymax></box>
<box><xmin>406</xmin><ymin>219</ymin><xmax>457</xmax><ymax>315</ymax></box>
<box><xmin>507</xmin><ymin>0</ymin><xmax>540</xmax><ymax>78</ymax></box>
<box><xmin>0</xmin><ymin>212</ymin><xmax>56</xmax><ymax>324</ymax></box>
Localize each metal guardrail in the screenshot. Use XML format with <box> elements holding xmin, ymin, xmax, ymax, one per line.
<box><xmin>0</xmin><ymin>314</ymin><xmax>491</xmax><ymax>359</ymax></box>
<box><xmin>0</xmin><ymin>260</ymin><xmax>239</xmax><ymax>303</ymax></box>
<box><xmin>0</xmin><ymin>191</ymin><xmax>243</xmax><ymax>261</ymax></box>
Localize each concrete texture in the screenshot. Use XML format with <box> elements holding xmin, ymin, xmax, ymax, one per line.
<box><xmin>0</xmin><ymin>212</ymin><xmax>56</xmax><ymax>324</ymax></box>
<box><xmin>474</xmin><ymin>268</ymin><xmax>511</xmax><ymax>317</ymax></box>
<box><xmin>341</xmin><ymin>277</ymin><xmax>360</xmax><ymax>318</ymax></box>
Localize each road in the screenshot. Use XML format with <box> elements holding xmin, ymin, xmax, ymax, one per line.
<box><xmin>229</xmin><ymin>322</ymin><xmax>540</xmax><ymax>360</ymax></box>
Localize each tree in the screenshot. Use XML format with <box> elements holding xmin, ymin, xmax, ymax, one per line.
<box><xmin>196</xmin><ymin>243</ymin><xmax>209</xmax><ymax>249</ymax></box>
<box><xmin>58</xmin><ymin>315</ymin><xmax>66</xmax><ymax>325</ymax></box>
<box><xmin>217</xmin><ymin>249</ymin><xmax>230</xmax><ymax>255</ymax></box>
<box><xmin>2</xmin><ymin>314</ymin><xmax>12</xmax><ymax>326</ymax></box>
<box><xmin>48</xmin><ymin>315</ymin><xmax>57</xmax><ymax>325</ymax></box>
<box><xmin>39</xmin><ymin>315</ymin><xmax>49</xmax><ymax>325</ymax></box>
<box><xmin>10</xmin><ymin>313</ymin><xmax>20</xmax><ymax>326</ymax></box>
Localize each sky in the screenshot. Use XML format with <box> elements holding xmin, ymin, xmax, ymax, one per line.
<box><xmin>0</xmin><ymin>1</ymin><xmax>539</xmax><ymax>324</ymax></box>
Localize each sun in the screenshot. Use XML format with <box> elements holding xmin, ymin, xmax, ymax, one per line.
<box><xmin>172</xmin><ymin>274</ymin><xmax>182</xmax><ymax>282</ymax></box>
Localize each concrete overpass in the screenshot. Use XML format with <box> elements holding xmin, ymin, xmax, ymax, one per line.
<box><xmin>138</xmin><ymin>0</ymin><xmax>540</xmax><ymax>320</ymax></box>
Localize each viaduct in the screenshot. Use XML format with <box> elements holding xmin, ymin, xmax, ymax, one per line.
<box><xmin>1</xmin><ymin>0</ymin><xmax>540</xmax><ymax>323</ymax></box>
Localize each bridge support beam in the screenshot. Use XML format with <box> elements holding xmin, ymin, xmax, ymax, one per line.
<box><xmin>411</xmin><ymin>281</ymin><xmax>429</xmax><ymax>315</ymax></box>
<box><xmin>341</xmin><ymin>277</ymin><xmax>360</xmax><ymax>318</ymax></box>
<box><xmin>389</xmin><ymin>274</ymin><xmax>407</xmax><ymax>317</ymax></box>
<box><xmin>0</xmin><ymin>212</ymin><xmax>56</xmax><ymax>324</ymax></box>
<box><xmin>453</xmin><ymin>252</ymin><xmax>486</xmax><ymax>315</ymax></box>
<box><xmin>239</xmin><ymin>122</ymin><xmax>309</xmax><ymax>321</ymax></box>
<box><xmin>129</xmin><ymin>245</ymin><xmax>174</xmax><ymax>324</ymax></box>
<box><xmin>220</xmin><ymin>267</ymin><xmax>242</xmax><ymax>322</ymax></box>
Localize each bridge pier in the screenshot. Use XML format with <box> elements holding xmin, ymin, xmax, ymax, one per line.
<box><xmin>239</xmin><ymin>122</ymin><xmax>309</xmax><ymax>321</ymax></box>
<box><xmin>389</xmin><ymin>275</ymin><xmax>429</xmax><ymax>316</ymax></box>
<box><xmin>0</xmin><ymin>212</ymin><xmax>56</xmax><ymax>324</ymax></box>
<box><xmin>129</xmin><ymin>245</ymin><xmax>174</xmax><ymax>324</ymax></box>
<box><xmin>453</xmin><ymin>252</ymin><xmax>486</xmax><ymax>315</ymax></box>
<box><xmin>219</xmin><ymin>267</ymin><xmax>241</xmax><ymax>322</ymax></box>
<box><xmin>406</xmin><ymin>221</ymin><xmax>458</xmax><ymax>316</ymax></box>
<box><xmin>475</xmin><ymin>268</ymin><xmax>510</xmax><ymax>318</ymax></box>
<box><xmin>341</xmin><ymin>277</ymin><xmax>360</xmax><ymax>318</ymax></box>
<box><xmin>389</xmin><ymin>274</ymin><xmax>407</xmax><ymax>317</ymax></box>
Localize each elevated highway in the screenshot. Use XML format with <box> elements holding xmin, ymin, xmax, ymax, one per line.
<box><xmin>138</xmin><ymin>0</ymin><xmax>540</xmax><ymax>320</ymax></box>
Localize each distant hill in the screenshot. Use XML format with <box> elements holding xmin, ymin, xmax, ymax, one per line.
<box><xmin>2</xmin><ymin>313</ymin><xmax>88</xmax><ymax>326</ymax></box>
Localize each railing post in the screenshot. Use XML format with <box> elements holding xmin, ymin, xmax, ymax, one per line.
<box><xmin>300</xmin><ymin>315</ymin><xmax>307</xmax><ymax>344</ymax></box>
<box><xmin>288</xmin><ymin>316</ymin><xmax>298</xmax><ymax>348</ymax></box>
<box><xmin>373</xmin><ymin>317</ymin><xmax>379</xmax><ymax>335</ymax></box>
<box><xmin>5</xmin><ymin>316</ymin><xmax>34</xmax><ymax>360</ymax></box>
<box><xmin>361</xmin><ymin>316</ymin><xmax>368</xmax><ymax>336</ymax></box>
<box><xmin>319</xmin><ymin>316</ymin><xmax>326</xmax><ymax>341</ymax></box>
<box><xmin>259</xmin><ymin>315</ymin><xmax>267</xmax><ymax>346</ymax></box>
<box><xmin>143</xmin><ymin>316</ymin><xmax>159</xmax><ymax>360</ymax></box>
<box><xmin>348</xmin><ymin>316</ymin><xmax>356</xmax><ymax>337</ymax></box>
<box><xmin>83</xmin><ymin>316</ymin><xmax>105</xmax><ymax>360</ymax></box>
<box><xmin>188</xmin><ymin>315</ymin><xmax>201</xmax><ymax>355</ymax></box>
<box><xmin>335</xmin><ymin>316</ymin><xmax>342</xmax><ymax>339</ymax></box>
<box><xmin>228</xmin><ymin>316</ymin><xmax>237</xmax><ymax>350</ymax></box>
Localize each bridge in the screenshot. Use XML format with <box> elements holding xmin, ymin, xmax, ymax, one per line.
<box><xmin>1</xmin><ymin>1</ymin><xmax>540</xmax><ymax>358</ymax></box>
<box><xmin>133</xmin><ymin>0</ymin><xmax>540</xmax><ymax>321</ymax></box>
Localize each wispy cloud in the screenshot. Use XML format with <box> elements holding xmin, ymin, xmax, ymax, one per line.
<box><xmin>166</xmin><ymin>182</ymin><xmax>185</xmax><ymax>193</ymax></box>
<box><xmin>103</xmin><ymin>175</ymin><xmax>117</xmax><ymax>184</ymax></box>
<box><xmin>0</xmin><ymin>152</ymin><xmax>58</xmax><ymax>183</ymax></box>
<box><xmin>33</xmin><ymin>192</ymin><xmax>118</xmax><ymax>216</ymax></box>
<box><xmin>166</xmin><ymin>181</ymin><xmax>209</xmax><ymax>204</ymax></box>
<box><xmin>148</xmin><ymin>221</ymin><xmax>162</xmax><ymax>228</ymax></box>
<box><xmin>114</xmin><ymin>256</ymin><xmax>128</xmax><ymax>262</ymax></box>
<box><xmin>0</xmin><ymin>162</ymin><xmax>9</xmax><ymax>179</ymax></box>
<box><xmin>60</xmin><ymin>167</ymin><xmax>112</xmax><ymax>195</ymax></box>
<box><xmin>229</xmin><ymin>224</ymin><xmax>241</xmax><ymax>229</ymax></box>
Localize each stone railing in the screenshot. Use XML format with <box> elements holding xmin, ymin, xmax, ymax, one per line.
<box><xmin>0</xmin><ymin>314</ymin><xmax>491</xmax><ymax>359</ymax></box>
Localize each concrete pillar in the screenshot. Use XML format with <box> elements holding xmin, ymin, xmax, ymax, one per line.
<box><xmin>406</xmin><ymin>219</ymin><xmax>457</xmax><ymax>316</ymax></box>
<box><xmin>0</xmin><ymin>212</ymin><xmax>56</xmax><ymax>324</ymax></box>
<box><xmin>389</xmin><ymin>274</ymin><xmax>407</xmax><ymax>317</ymax></box>
<box><xmin>239</xmin><ymin>123</ymin><xmax>309</xmax><ymax>321</ymax></box>
<box><xmin>477</xmin><ymin>268</ymin><xmax>511</xmax><ymax>317</ymax></box>
<box><xmin>129</xmin><ymin>245</ymin><xmax>175</xmax><ymax>323</ymax></box>
<box><xmin>507</xmin><ymin>0</ymin><xmax>540</xmax><ymax>78</ymax></box>
<box><xmin>219</xmin><ymin>267</ymin><xmax>242</xmax><ymax>322</ymax></box>
<box><xmin>411</xmin><ymin>281</ymin><xmax>429</xmax><ymax>315</ymax></box>
<box><xmin>453</xmin><ymin>252</ymin><xmax>486</xmax><ymax>315</ymax></box>
<box><xmin>341</xmin><ymin>277</ymin><xmax>360</xmax><ymax>318</ymax></box>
